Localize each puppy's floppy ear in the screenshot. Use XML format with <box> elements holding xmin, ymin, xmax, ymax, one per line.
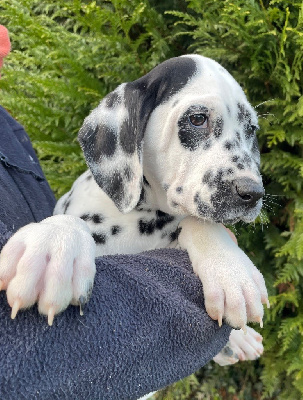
<box><xmin>78</xmin><ymin>56</ymin><xmax>197</xmax><ymax>213</ymax></box>
<box><xmin>78</xmin><ymin>83</ymin><xmax>144</xmax><ymax>213</ymax></box>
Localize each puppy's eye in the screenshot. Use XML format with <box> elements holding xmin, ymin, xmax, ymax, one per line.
<box><xmin>189</xmin><ymin>114</ymin><xmax>208</xmax><ymax>128</ymax></box>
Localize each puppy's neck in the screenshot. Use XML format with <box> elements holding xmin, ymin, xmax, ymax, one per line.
<box><xmin>135</xmin><ymin>174</ymin><xmax>176</xmax><ymax>216</ymax></box>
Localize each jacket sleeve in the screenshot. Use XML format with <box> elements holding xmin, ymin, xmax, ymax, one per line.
<box><xmin>0</xmin><ymin>220</ymin><xmax>12</xmax><ymax>252</ymax></box>
<box><xmin>0</xmin><ymin>106</ymin><xmax>56</xmax><ymax>233</ymax></box>
<box><xmin>0</xmin><ymin>248</ymin><xmax>231</xmax><ymax>400</ymax></box>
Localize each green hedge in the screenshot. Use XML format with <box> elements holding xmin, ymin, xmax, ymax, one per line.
<box><xmin>1</xmin><ymin>1</ymin><xmax>302</xmax><ymax>398</ymax></box>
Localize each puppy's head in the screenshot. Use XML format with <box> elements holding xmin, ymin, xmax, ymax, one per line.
<box><xmin>78</xmin><ymin>56</ymin><xmax>197</xmax><ymax>213</ymax></box>
<box><xmin>79</xmin><ymin>55</ymin><xmax>263</xmax><ymax>223</ymax></box>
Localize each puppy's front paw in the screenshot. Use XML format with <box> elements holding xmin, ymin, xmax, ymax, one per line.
<box><xmin>178</xmin><ymin>218</ymin><xmax>269</xmax><ymax>329</ymax></box>
<box><xmin>0</xmin><ymin>215</ymin><xmax>96</xmax><ymax>325</ymax></box>
<box><xmin>213</xmin><ymin>326</ymin><xmax>263</xmax><ymax>366</ymax></box>
<box><xmin>200</xmin><ymin>249</ymin><xmax>269</xmax><ymax>329</ymax></box>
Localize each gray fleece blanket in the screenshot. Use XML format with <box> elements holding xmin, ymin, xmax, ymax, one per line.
<box><xmin>0</xmin><ymin>248</ymin><xmax>231</xmax><ymax>400</ymax></box>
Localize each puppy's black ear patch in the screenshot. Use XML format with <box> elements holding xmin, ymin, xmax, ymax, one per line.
<box><xmin>81</xmin><ymin>124</ymin><xmax>117</xmax><ymax>161</ymax></box>
<box><xmin>79</xmin><ymin>56</ymin><xmax>197</xmax><ymax>213</ymax></box>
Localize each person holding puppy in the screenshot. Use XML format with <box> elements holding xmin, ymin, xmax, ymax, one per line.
<box><xmin>0</xmin><ymin>25</ymin><xmax>263</xmax><ymax>400</ymax></box>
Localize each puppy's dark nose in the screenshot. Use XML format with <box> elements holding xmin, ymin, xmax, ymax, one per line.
<box><xmin>233</xmin><ymin>178</ymin><xmax>264</xmax><ymax>205</ymax></box>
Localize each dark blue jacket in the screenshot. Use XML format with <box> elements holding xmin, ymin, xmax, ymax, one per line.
<box><xmin>0</xmin><ymin>106</ymin><xmax>231</xmax><ymax>399</ymax></box>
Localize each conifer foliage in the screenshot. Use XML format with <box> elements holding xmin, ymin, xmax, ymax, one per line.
<box><xmin>0</xmin><ymin>0</ymin><xmax>302</xmax><ymax>399</ymax></box>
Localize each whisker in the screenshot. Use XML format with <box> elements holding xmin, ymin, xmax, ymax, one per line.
<box><xmin>259</xmin><ymin>113</ymin><xmax>275</xmax><ymax>117</ymax></box>
<box><xmin>264</xmin><ymin>196</ymin><xmax>281</xmax><ymax>200</ymax></box>
<box><xmin>254</xmin><ymin>99</ymin><xmax>276</xmax><ymax>108</ymax></box>
<box><xmin>264</xmin><ymin>194</ymin><xmax>284</xmax><ymax>197</ymax></box>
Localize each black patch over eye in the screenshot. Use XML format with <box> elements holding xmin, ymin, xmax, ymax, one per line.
<box><xmin>189</xmin><ymin>114</ymin><xmax>208</xmax><ymax>128</ymax></box>
<box><xmin>178</xmin><ymin>106</ymin><xmax>209</xmax><ymax>151</ymax></box>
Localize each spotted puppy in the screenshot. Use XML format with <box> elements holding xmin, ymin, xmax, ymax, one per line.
<box><xmin>57</xmin><ymin>54</ymin><xmax>268</xmax><ymax>322</ymax></box>
<box><xmin>0</xmin><ymin>55</ymin><xmax>268</xmax><ymax>362</ymax></box>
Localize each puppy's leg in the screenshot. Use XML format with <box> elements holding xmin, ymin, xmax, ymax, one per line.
<box><xmin>177</xmin><ymin>216</ymin><xmax>269</xmax><ymax>329</ymax></box>
<box><xmin>0</xmin><ymin>215</ymin><xmax>96</xmax><ymax>325</ymax></box>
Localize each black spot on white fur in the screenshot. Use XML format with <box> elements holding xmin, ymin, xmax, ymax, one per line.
<box><xmin>202</xmin><ymin>171</ymin><xmax>216</xmax><ymax>188</ymax></box>
<box><xmin>80</xmin><ymin>213</ymin><xmax>104</xmax><ymax>224</ymax></box>
<box><xmin>252</xmin><ymin>136</ymin><xmax>260</xmax><ymax>154</ymax></box>
<box><xmin>169</xmin><ymin>226</ymin><xmax>182</xmax><ymax>242</ymax></box>
<box><xmin>231</xmin><ymin>152</ymin><xmax>252</xmax><ymax>171</ymax></box>
<box><xmin>224</xmin><ymin>139</ymin><xmax>240</xmax><ymax>151</ymax></box>
<box><xmin>62</xmin><ymin>189</ymin><xmax>74</xmax><ymax>213</ymax></box>
<box><xmin>236</xmin><ymin>104</ymin><xmax>259</xmax><ymax>144</ymax></box>
<box><xmin>224</xmin><ymin>141</ymin><xmax>233</xmax><ymax>151</ymax></box>
<box><xmin>138</xmin><ymin>219</ymin><xmax>155</xmax><ymax>235</ymax></box>
<box><xmin>124</xmin><ymin>166</ymin><xmax>133</xmax><ymax>181</ymax></box>
<box><xmin>194</xmin><ymin>193</ymin><xmax>212</xmax><ymax>217</ymax></box>
<box><xmin>111</xmin><ymin>225</ymin><xmax>121</xmax><ymax>235</ymax></box>
<box><xmin>92</xmin><ymin>232</ymin><xmax>107</xmax><ymax>244</ymax></box>
<box><xmin>98</xmin><ymin>171</ymin><xmax>125</xmax><ymax>210</ymax></box>
<box><xmin>63</xmin><ymin>200</ymin><xmax>71</xmax><ymax>213</ymax></box>
<box><xmin>119</xmin><ymin>118</ymin><xmax>137</xmax><ymax>155</ymax></box>
<box><xmin>138</xmin><ymin>210</ymin><xmax>175</xmax><ymax>235</ymax></box>
<box><xmin>106</xmin><ymin>92</ymin><xmax>120</xmax><ymax>108</ymax></box>
<box><xmin>213</xmin><ymin>116</ymin><xmax>223</xmax><ymax>138</ymax></box>
<box><xmin>80</xmin><ymin>213</ymin><xmax>90</xmax><ymax>221</ymax></box>
<box><xmin>237</xmin><ymin>103</ymin><xmax>251</xmax><ymax>124</ymax></box>
<box><xmin>92</xmin><ymin>214</ymin><xmax>103</xmax><ymax>224</ymax></box>
<box><xmin>203</xmin><ymin>139</ymin><xmax>212</xmax><ymax>151</ymax></box>
<box><xmin>96</xmin><ymin>125</ymin><xmax>117</xmax><ymax>158</ymax></box>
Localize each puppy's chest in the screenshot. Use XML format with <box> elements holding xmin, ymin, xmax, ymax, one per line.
<box><xmin>57</xmin><ymin>171</ymin><xmax>183</xmax><ymax>256</ymax></box>
<box><xmin>90</xmin><ymin>209</ymin><xmax>182</xmax><ymax>257</ymax></box>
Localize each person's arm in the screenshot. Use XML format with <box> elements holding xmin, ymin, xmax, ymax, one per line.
<box><xmin>0</xmin><ymin>248</ymin><xmax>231</xmax><ymax>400</ymax></box>
<box><xmin>0</xmin><ymin>220</ymin><xmax>13</xmax><ymax>252</ymax></box>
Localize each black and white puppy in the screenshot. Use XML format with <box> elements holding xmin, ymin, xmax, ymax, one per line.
<box><xmin>0</xmin><ymin>55</ymin><xmax>267</xmax><ymax>363</ymax></box>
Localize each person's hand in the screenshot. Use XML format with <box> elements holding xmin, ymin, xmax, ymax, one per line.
<box><xmin>0</xmin><ymin>215</ymin><xmax>96</xmax><ymax>325</ymax></box>
<box><xmin>0</xmin><ymin>25</ymin><xmax>11</xmax><ymax>77</ymax></box>
<box><xmin>222</xmin><ymin>224</ymin><xmax>237</xmax><ymax>244</ymax></box>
